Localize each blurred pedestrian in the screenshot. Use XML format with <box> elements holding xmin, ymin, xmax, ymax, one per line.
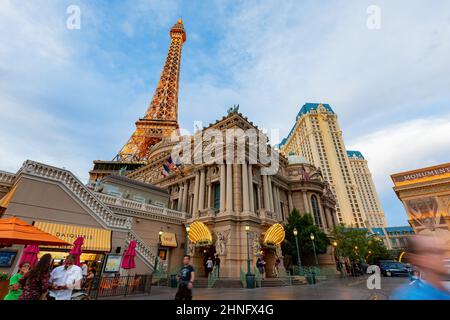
<box><xmin>392</xmin><ymin>235</ymin><xmax>450</xmax><ymax>300</ymax></box>
<box><xmin>273</xmin><ymin>257</ymin><xmax>281</xmax><ymax>277</ymax></box>
<box><xmin>257</xmin><ymin>257</ymin><xmax>266</xmax><ymax>279</ymax></box>
<box><xmin>19</xmin><ymin>253</ymin><xmax>52</xmax><ymax>300</ymax></box>
<box><xmin>3</xmin><ymin>262</ymin><xmax>30</xmax><ymax>300</ymax></box>
<box><xmin>83</xmin><ymin>268</ymin><xmax>96</xmax><ymax>294</ymax></box>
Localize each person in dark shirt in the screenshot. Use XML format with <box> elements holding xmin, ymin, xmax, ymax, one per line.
<box><xmin>214</xmin><ymin>255</ymin><xmax>221</xmax><ymax>278</ymax></box>
<box><xmin>175</xmin><ymin>255</ymin><xmax>195</xmax><ymax>301</ymax></box>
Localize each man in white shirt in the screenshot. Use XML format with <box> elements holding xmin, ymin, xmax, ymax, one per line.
<box><xmin>49</xmin><ymin>254</ymin><xmax>83</xmax><ymax>300</ymax></box>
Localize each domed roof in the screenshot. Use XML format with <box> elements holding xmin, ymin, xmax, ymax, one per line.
<box><xmin>287</xmin><ymin>154</ymin><xmax>310</xmax><ymax>165</ymax></box>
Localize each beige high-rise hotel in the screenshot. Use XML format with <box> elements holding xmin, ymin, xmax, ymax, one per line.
<box><xmin>280</xmin><ymin>103</ymin><xmax>386</xmax><ymax>228</ymax></box>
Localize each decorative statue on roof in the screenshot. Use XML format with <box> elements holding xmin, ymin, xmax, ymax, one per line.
<box><xmin>94</xmin><ymin>178</ymin><xmax>103</xmax><ymax>192</ymax></box>
<box><xmin>301</xmin><ymin>166</ymin><xmax>310</xmax><ymax>181</ymax></box>
<box><xmin>118</xmin><ymin>166</ymin><xmax>127</xmax><ymax>176</ymax></box>
<box><xmin>227</xmin><ymin>104</ymin><xmax>239</xmax><ymax>114</ymax></box>
<box><xmin>323</xmin><ymin>184</ymin><xmax>334</xmax><ymax>199</ymax></box>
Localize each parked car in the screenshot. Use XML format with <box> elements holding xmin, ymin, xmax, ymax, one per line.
<box><xmin>380</xmin><ymin>261</ymin><xmax>410</xmax><ymax>277</ymax></box>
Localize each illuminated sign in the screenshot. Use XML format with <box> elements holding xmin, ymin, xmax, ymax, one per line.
<box><xmin>392</xmin><ymin>164</ymin><xmax>450</xmax><ymax>186</ymax></box>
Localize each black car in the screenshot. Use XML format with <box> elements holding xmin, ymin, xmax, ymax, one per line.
<box><xmin>380</xmin><ymin>262</ymin><xmax>410</xmax><ymax>277</ymax></box>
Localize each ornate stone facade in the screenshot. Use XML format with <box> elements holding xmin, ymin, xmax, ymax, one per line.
<box><xmin>126</xmin><ymin>111</ymin><xmax>338</xmax><ymax>277</ymax></box>
<box><xmin>391</xmin><ymin>163</ymin><xmax>450</xmax><ymax>252</ymax></box>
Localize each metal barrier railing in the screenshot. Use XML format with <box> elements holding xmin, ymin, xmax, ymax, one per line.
<box><xmin>240</xmin><ymin>268</ymin><xmax>247</xmax><ymax>288</ymax></box>
<box><xmin>277</xmin><ymin>267</ymin><xmax>292</xmax><ymax>286</ymax></box>
<box><xmin>292</xmin><ymin>266</ymin><xmax>320</xmax><ymax>276</ymax></box>
<box><xmin>253</xmin><ymin>267</ymin><xmax>262</xmax><ymax>288</ymax></box>
<box><xmin>152</xmin><ymin>270</ymin><xmax>168</xmax><ymax>286</ymax></box>
<box><xmin>208</xmin><ymin>265</ymin><xmax>219</xmax><ymax>288</ymax></box>
<box><xmin>88</xmin><ymin>274</ymin><xmax>152</xmax><ymax>299</ymax></box>
<box><xmin>291</xmin><ymin>265</ymin><xmax>338</xmax><ymax>280</ymax></box>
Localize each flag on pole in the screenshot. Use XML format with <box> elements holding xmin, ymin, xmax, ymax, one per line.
<box><xmin>165</xmin><ymin>156</ymin><xmax>176</xmax><ymax>171</ymax></box>
<box><xmin>161</xmin><ymin>164</ymin><xmax>170</xmax><ymax>177</ymax></box>
<box><xmin>161</xmin><ymin>155</ymin><xmax>183</xmax><ymax>177</ymax></box>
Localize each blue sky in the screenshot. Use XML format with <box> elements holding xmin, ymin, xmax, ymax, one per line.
<box><xmin>1</xmin><ymin>0</ymin><xmax>450</xmax><ymax>226</ymax></box>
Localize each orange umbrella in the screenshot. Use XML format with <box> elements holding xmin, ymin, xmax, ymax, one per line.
<box><xmin>0</xmin><ymin>216</ymin><xmax>70</xmax><ymax>247</ymax></box>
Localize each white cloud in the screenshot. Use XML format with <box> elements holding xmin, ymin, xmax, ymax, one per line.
<box><xmin>189</xmin><ymin>0</ymin><xmax>450</xmax><ymax>140</ymax></box>
<box><xmin>349</xmin><ymin>114</ymin><xmax>450</xmax><ymax>192</ymax></box>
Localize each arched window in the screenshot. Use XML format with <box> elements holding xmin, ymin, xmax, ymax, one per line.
<box><xmin>310</xmin><ymin>195</ymin><xmax>323</xmax><ymax>228</ymax></box>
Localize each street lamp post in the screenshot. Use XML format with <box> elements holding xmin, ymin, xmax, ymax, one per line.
<box><xmin>245</xmin><ymin>225</ymin><xmax>255</xmax><ymax>289</ymax></box>
<box><xmin>155</xmin><ymin>229</ymin><xmax>163</xmax><ymax>272</ymax></box>
<box><xmin>332</xmin><ymin>240</ymin><xmax>338</xmax><ymax>260</ymax></box>
<box><xmin>185</xmin><ymin>225</ymin><xmax>190</xmax><ymax>255</ymax></box>
<box><xmin>310</xmin><ymin>233</ymin><xmax>318</xmax><ymax>266</ymax></box>
<box><xmin>293</xmin><ymin>228</ymin><xmax>302</xmax><ymax>275</ymax></box>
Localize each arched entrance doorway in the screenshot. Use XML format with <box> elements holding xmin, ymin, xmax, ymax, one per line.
<box><xmin>260</xmin><ymin>223</ymin><xmax>285</xmax><ymax>278</ymax></box>
<box><xmin>187</xmin><ymin>221</ymin><xmax>215</xmax><ymax>277</ymax></box>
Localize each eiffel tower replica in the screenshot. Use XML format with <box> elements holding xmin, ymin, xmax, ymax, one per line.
<box><xmin>89</xmin><ymin>19</ymin><xmax>186</xmax><ymax>183</ymax></box>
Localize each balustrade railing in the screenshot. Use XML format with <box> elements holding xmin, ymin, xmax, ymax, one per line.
<box><xmin>94</xmin><ymin>191</ymin><xmax>187</xmax><ymax>220</ymax></box>
<box><xmin>0</xmin><ymin>171</ymin><xmax>15</xmax><ymax>185</ymax></box>
<box><xmin>18</xmin><ymin>160</ymin><xmax>132</xmax><ymax>231</ymax></box>
<box><xmin>15</xmin><ymin>160</ymin><xmax>161</xmax><ymax>269</ymax></box>
<box><xmin>126</xmin><ymin>230</ymin><xmax>156</xmax><ymax>269</ymax></box>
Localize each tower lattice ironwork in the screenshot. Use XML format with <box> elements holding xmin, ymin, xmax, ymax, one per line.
<box><xmin>114</xmin><ymin>19</ymin><xmax>186</xmax><ymax>162</ymax></box>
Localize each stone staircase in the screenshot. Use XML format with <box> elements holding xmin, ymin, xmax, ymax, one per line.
<box><xmin>213</xmin><ymin>279</ymin><xmax>244</xmax><ymax>288</ymax></box>
<box><xmin>260</xmin><ymin>276</ymin><xmax>307</xmax><ymax>287</ymax></box>
<box><xmin>194</xmin><ymin>278</ymin><xmax>209</xmax><ymax>288</ymax></box>
<box><xmin>16</xmin><ymin>160</ymin><xmax>158</xmax><ymax>269</ymax></box>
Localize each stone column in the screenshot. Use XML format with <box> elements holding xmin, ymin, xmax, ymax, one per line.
<box><xmin>207</xmin><ymin>183</ymin><xmax>212</xmax><ymax>209</ymax></box>
<box><xmin>181</xmin><ymin>181</ymin><xmax>188</xmax><ymax>212</ymax></box>
<box><xmin>272</xmin><ymin>185</ymin><xmax>278</xmax><ymax>214</ymax></box>
<box><xmin>248</xmin><ymin>164</ymin><xmax>255</xmax><ymax>213</ymax></box>
<box><xmin>325</xmin><ymin>206</ymin><xmax>333</xmax><ymax>229</ymax></box>
<box><xmin>272</xmin><ymin>185</ymin><xmax>277</xmax><ymax>213</ymax></box>
<box><xmin>303</xmin><ymin>191</ymin><xmax>310</xmax><ymax>213</ymax></box>
<box><xmin>263</xmin><ymin>175</ymin><xmax>270</xmax><ymax>211</ymax></box>
<box><xmin>242</xmin><ymin>163</ymin><xmax>250</xmax><ymax>212</ymax></box>
<box><xmin>226</xmin><ymin>164</ymin><xmax>233</xmax><ymax>212</ymax></box>
<box><xmin>288</xmin><ymin>192</ymin><xmax>293</xmax><ymax>214</ymax></box>
<box><xmin>330</xmin><ymin>208</ymin><xmax>337</xmax><ymax>227</ymax></box>
<box><xmin>268</xmin><ymin>176</ymin><xmax>274</xmax><ymax>212</ymax></box>
<box><xmin>256</xmin><ymin>185</ymin><xmax>262</xmax><ymax>211</ymax></box>
<box><xmin>198</xmin><ymin>168</ymin><xmax>206</xmax><ymax>211</ymax></box>
<box><xmin>233</xmin><ymin>164</ymin><xmax>241</xmax><ymax>213</ymax></box>
<box><xmin>177</xmin><ymin>183</ymin><xmax>183</xmax><ymax>211</ymax></box>
<box><xmin>277</xmin><ymin>187</ymin><xmax>282</xmax><ymax>214</ymax></box>
<box><xmin>220</xmin><ymin>164</ymin><xmax>226</xmax><ymax>213</ymax></box>
<box><xmin>193</xmin><ymin>171</ymin><xmax>200</xmax><ymax>215</ymax></box>
<box><xmin>275</xmin><ymin>186</ymin><xmax>282</xmax><ymax>218</ymax></box>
